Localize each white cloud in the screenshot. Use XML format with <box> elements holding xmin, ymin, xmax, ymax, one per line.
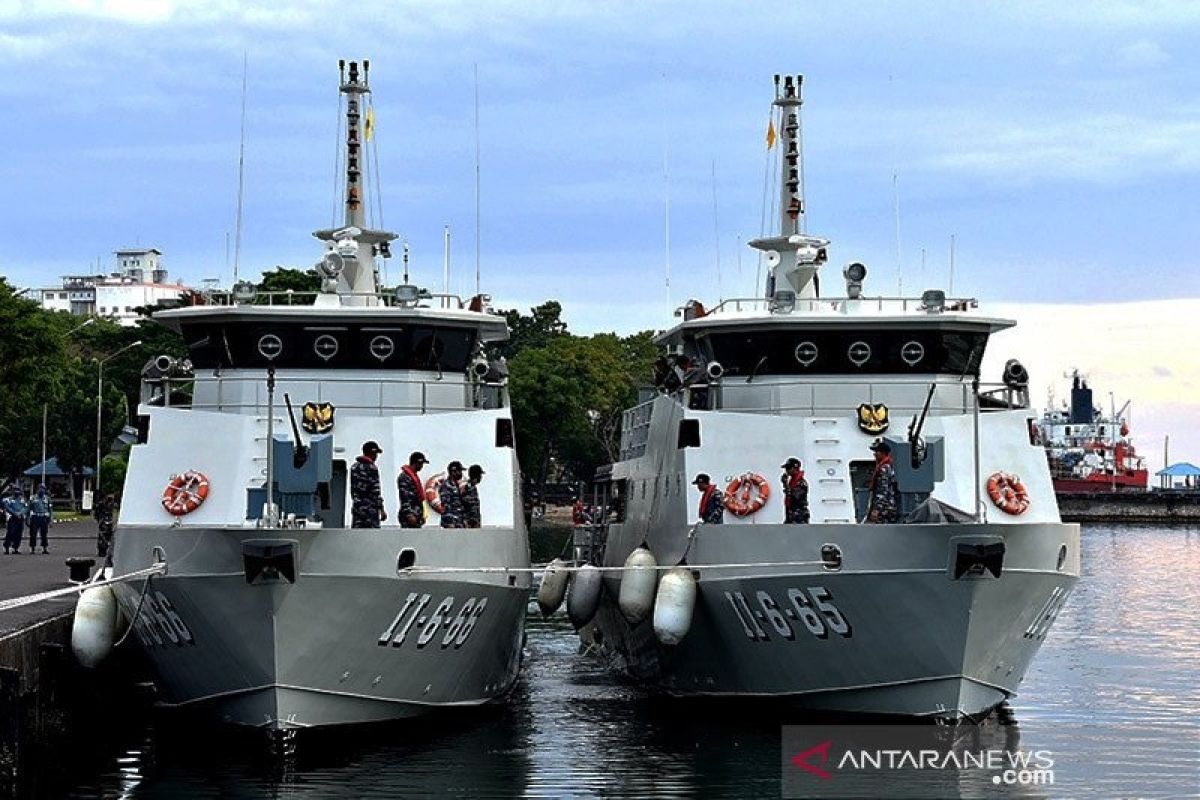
<box><xmin>921</xmin><ymin>111</ymin><xmax>1200</xmax><ymax>182</ymax></box>
<box><xmin>1</xmin><ymin>0</ymin><xmax>175</xmax><ymax>24</ymax></box>
<box><xmin>999</xmin><ymin>0</ymin><xmax>1200</xmax><ymax>29</ymax></box>
<box><xmin>0</xmin><ymin>31</ymin><xmax>50</xmax><ymax>58</ymax></box>
<box><xmin>1118</xmin><ymin>39</ymin><xmax>1170</xmax><ymax>67</ymax></box>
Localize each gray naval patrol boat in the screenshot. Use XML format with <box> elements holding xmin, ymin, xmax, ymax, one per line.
<box><xmin>570</xmin><ymin>75</ymin><xmax>1079</xmax><ymax>719</ymax></box>
<box><xmin>111</xmin><ymin>60</ymin><xmax>529</xmax><ymax>730</ymax></box>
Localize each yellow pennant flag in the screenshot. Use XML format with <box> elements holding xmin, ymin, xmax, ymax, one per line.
<box><xmin>766</xmin><ymin>114</ymin><xmax>777</xmax><ymax>149</ymax></box>
<box><xmin>365</xmin><ymin>106</ymin><xmax>375</xmax><ymax>141</ymax></box>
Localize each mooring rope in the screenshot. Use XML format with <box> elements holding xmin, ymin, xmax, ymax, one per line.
<box><xmin>397</xmin><ymin>559</ymin><xmax>828</xmax><ymax>576</ymax></box>
<box><xmin>0</xmin><ymin>563</ymin><xmax>167</xmax><ymax>614</ymax></box>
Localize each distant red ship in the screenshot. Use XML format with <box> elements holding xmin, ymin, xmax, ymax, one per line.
<box><xmin>1038</xmin><ymin>372</ymin><xmax>1148</xmax><ymax>493</ymax></box>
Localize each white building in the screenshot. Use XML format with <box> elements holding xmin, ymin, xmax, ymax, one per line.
<box><xmin>38</xmin><ymin>248</ymin><xmax>188</xmax><ymax>326</ymax></box>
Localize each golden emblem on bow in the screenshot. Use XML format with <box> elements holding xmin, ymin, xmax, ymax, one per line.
<box><xmin>302</xmin><ymin>402</ymin><xmax>335</xmax><ymax>434</ymax></box>
<box><xmin>857</xmin><ymin>403</ymin><xmax>889</xmax><ymax>435</ymax></box>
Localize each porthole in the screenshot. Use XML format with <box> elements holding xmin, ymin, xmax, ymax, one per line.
<box><xmin>795</xmin><ymin>341</ymin><xmax>819</xmax><ymax>366</ymax></box>
<box><xmin>257</xmin><ymin>334</ymin><xmax>283</xmax><ymax>360</ymax></box>
<box><xmin>313</xmin><ymin>334</ymin><xmax>339</xmax><ymax>361</ymax></box>
<box><xmin>847</xmin><ymin>341</ymin><xmax>871</xmax><ymax>366</ymax></box>
<box><xmin>1056</xmin><ymin>544</ymin><xmax>1067</xmax><ymax>572</ymax></box>
<box><xmin>900</xmin><ymin>341</ymin><xmax>925</xmax><ymax>366</ymax></box>
<box><xmin>369</xmin><ymin>335</ymin><xmax>395</xmax><ymax>362</ymax></box>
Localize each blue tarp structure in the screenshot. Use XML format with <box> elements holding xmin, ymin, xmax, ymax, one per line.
<box><xmin>1156</xmin><ymin>462</ymin><xmax>1200</xmax><ymax>477</ymax></box>
<box><xmin>1156</xmin><ymin>461</ymin><xmax>1200</xmax><ymax>489</ymax></box>
<box><xmin>22</xmin><ymin>458</ymin><xmax>94</xmax><ymax>477</ymax></box>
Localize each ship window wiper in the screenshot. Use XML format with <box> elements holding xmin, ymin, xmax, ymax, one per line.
<box><xmin>745</xmin><ymin>355</ymin><xmax>768</xmax><ymax>384</ymax></box>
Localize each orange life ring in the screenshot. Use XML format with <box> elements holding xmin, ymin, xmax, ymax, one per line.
<box><xmin>161</xmin><ymin>471</ymin><xmax>210</xmax><ymax>516</ymax></box>
<box><xmin>986</xmin><ymin>471</ymin><xmax>1030</xmax><ymax>515</ymax></box>
<box><xmin>424</xmin><ymin>473</ymin><xmax>446</xmax><ymax>514</ymax></box>
<box><xmin>724</xmin><ymin>472</ymin><xmax>771</xmax><ymax>517</ymax></box>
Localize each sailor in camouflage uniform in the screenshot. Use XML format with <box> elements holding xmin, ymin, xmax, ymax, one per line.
<box><xmin>438</xmin><ymin>461</ymin><xmax>466</xmax><ymax>528</ymax></box>
<box><xmin>780</xmin><ymin>457</ymin><xmax>810</xmax><ymax>524</ymax></box>
<box><xmin>350</xmin><ymin>441</ymin><xmax>387</xmax><ymax>528</ymax></box>
<box><xmin>691</xmin><ymin>473</ymin><xmax>724</xmax><ymax>524</ymax></box>
<box><xmin>397</xmin><ymin>451</ymin><xmax>428</xmax><ymax>528</ymax></box>
<box><xmin>463</xmin><ymin>464</ymin><xmax>484</xmax><ymax>528</ymax></box>
<box><xmin>866</xmin><ymin>439</ymin><xmax>900</xmax><ymax>523</ymax></box>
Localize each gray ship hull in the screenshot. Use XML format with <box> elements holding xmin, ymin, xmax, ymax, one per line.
<box><xmin>113</xmin><ymin>526</ymin><xmax>528</xmax><ymax>729</ymax></box>
<box><xmin>586</xmin><ymin>521</ymin><xmax>1078</xmax><ymax>718</ymax></box>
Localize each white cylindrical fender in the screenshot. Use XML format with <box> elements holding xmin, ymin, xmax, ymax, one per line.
<box><xmin>71</xmin><ymin>585</ymin><xmax>119</xmax><ymax>669</ymax></box>
<box><xmin>566</xmin><ymin>564</ymin><xmax>602</xmax><ymax>629</ymax></box>
<box><xmin>536</xmin><ymin>558</ymin><xmax>571</xmax><ymax>616</ymax></box>
<box><xmin>618</xmin><ymin>547</ymin><xmax>658</xmax><ymax>624</ymax></box>
<box><xmin>653</xmin><ymin>567</ymin><xmax>697</xmax><ymax>646</ymax></box>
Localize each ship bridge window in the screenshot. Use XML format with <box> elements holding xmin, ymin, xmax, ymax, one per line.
<box><xmin>705</xmin><ymin>329</ymin><xmax>988</xmax><ymax>376</ymax></box>
<box><xmin>180</xmin><ymin>322</ymin><xmax>479</xmax><ymax>372</ymax></box>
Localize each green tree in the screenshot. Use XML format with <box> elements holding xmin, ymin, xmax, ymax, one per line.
<box><xmin>0</xmin><ymin>281</ymin><xmax>72</xmax><ymax>483</ymax></box>
<box><xmin>508</xmin><ymin>328</ymin><xmax>660</xmax><ymax>486</ymax></box>
<box><xmin>257</xmin><ymin>266</ymin><xmax>321</xmax><ymax>304</ymax></box>
<box><xmin>100</xmin><ymin>452</ymin><xmax>129</xmax><ymax>495</ymax></box>
<box><xmin>497</xmin><ymin>301</ymin><xmax>569</xmax><ymax>360</ymax></box>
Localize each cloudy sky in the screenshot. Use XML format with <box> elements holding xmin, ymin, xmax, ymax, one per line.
<box><xmin>1</xmin><ymin>1</ymin><xmax>1197</xmax><ymax>466</ymax></box>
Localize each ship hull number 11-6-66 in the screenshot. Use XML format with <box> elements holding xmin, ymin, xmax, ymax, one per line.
<box><xmin>725</xmin><ymin>586</ymin><xmax>852</xmax><ymax>641</ymax></box>
<box><xmin>377</xmin><ymin>593</ymin><xmax>487</xmax><ymax>650</ymax></box>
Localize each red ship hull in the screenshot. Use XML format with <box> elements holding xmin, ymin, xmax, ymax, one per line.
<box><xmin>1052</xmin><ymin>470</ymin><xmax>1149</xmax><ymax>494</ymax></box>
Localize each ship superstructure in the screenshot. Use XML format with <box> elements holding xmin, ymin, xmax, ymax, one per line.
<box><xmin>571</xmin><ymin>75</ymin><xmax>1079</xmax><ymax>718</ymax></box>
<box><xmin>1039</xmin><ymin>372</ymin><xmax>1148</xmax><ymax>493</ymax></box>
<box><xmin>111</xmin><ymin>61</ymin><xmax>529</xmax><ymax>730</ymax></box>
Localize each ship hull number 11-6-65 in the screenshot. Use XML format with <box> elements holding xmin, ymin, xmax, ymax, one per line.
<box><xmin>377</xmin><ymin>593</ymin><xmax>487</xmax><ymax>650</ymax></box>
<box><xmin>725</xmin><ymin>586</ymin><xmax>852</xmax><ymax>641</ymax></box>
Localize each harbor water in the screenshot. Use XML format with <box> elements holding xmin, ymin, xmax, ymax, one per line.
<box><xmin>24</xmin><ymin>523</ymin><xmax>1200</xmax><ymax>798</ymax></box>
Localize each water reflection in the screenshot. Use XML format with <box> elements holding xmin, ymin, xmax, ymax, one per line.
<box><xmin>27</xmin><ymin>526</ymin><xmax>1199</xmax><ymax>798</ymax></box>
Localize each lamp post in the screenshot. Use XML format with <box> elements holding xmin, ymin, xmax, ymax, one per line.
<box><xmin>42</xmin><ymin>318</ymin><xmax>97</xmax><ymax>489</ymax></box>
<box><xmin>96</xmin><ymin>340</ymin><xmax>142</xmax><ymax>496</ymax></box>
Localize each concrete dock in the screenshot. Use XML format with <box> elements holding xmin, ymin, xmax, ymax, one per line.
<box><xmin>1056</xmin><ymin>490</ymin><xmax>1200</xmax><ymax>523</ymax></box>
<box><xmin>0</xmin><ymin>520</ymin><xmax>101</xmax><ymax>705</ymax></box>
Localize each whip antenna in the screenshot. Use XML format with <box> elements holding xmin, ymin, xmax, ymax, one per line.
<box><xmin>233</xmin><ymin>52</ymin><xmax>248</xmax><ymax>285</ymax></box>
<box><xmin>473</xmin><ymin>63</ymin><xmax>481</xmax><ymax>295</ymax></box>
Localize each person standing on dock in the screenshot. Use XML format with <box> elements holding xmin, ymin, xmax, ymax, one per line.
<box><xmin>3</xmin><ymin>488</ymin><xmax>28</xmax><ymax>554</ymax></box>
<box><xmin>438</xmin><ymin>461</ymin><xmax>466</xmax><ymax>528</ymax></box>
<box><xmin>350</xmin><ymin>441</ymin><xmax>387</xmax><ymax>528</ymax></box>
<box><xmin>463</xmin><ymin>464</ymin><xmax>484</xmax><ymax>528</ymax></box>
<box><xmin>781</xmin><ymin>458</ymin><xmax>810</xmax><ymax>523</ymax></box>
<box><xmin>27</xmin><ymin>484</ymin><xmax>52</xmax><ymax>553</ymax></box>
<box><xmin>692</xmin><ymin>473</ymin><xmax>724</xmax><ymax>524</ymax></box>
<box><xmin>865</xmin><ymin>439</ymin><xmax>900</xmax><ymax>524</ymax></box>
<box><xmin>95</xmin><ymin>493</ymin><xmax>115</xmax><ymax>558</ymax></box>
<box><xmin>397</xmin><ymin>451</ymin><xmax>428</xmax><ymax>528</ymax></box>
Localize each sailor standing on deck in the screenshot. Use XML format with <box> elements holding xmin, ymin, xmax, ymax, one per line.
<box><xmin>438</xmin><ymin>461</ymin><xmax>466</xmax><ymax>528</ymax></box>
<box><xmin>463</xmin><ymin>464</ymin><xmax>484</xmax><ymax>528</ymax></box>
<box><xmin>350</xmin><ymin>441</ymin><xmax>387</xmax><ymax>528</ymax></box>
<box><xmin>397</xmin><ymin>451</ymin><xmax>428</xmax><ymax>528</ymax></box>
<box><xmin>780</xmin><ymin>458</ymin><xmax>810</xmax><ymax>524</ymax></box>
<box><xmin>865</xmin><ymin>439</ymin><xmax>900</xmax><ymax>524</ymax></box>
<box><xmin>692</xmin><ymin>473</ymin><xmax>724</xmax><ymax>525</ymax></box>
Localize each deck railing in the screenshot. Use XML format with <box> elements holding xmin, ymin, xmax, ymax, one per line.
<box><xmin>184</xmin><ymin>290</ymin><xmax>474</xmax><ymax>309</ymax></box>
<box><xmin>695</xmin><ymin>295</ymin><xmax>979</xmax><ymax>317</ymax></box>
<box><xmin>144</xmin><ymin>373</ymin><xmax>508</xmax><ymax>415</ymax></box>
